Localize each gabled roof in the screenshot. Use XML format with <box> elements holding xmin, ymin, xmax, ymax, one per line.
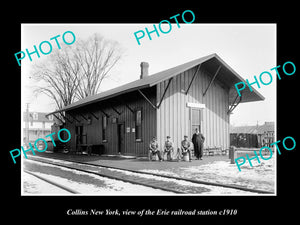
<box><xmin>48</xmin><ymin>53</ymin><xmax>264</xmax><ymax>115</ymax></box>
<box><xmin>230</xmin><ymin>122</ymin><xmax>275</xmax><ymax>134</ymax></box>
<box><xmin>256</xmin><ymin>122</ymin><xmax>275</xmax><ymax>133</ymax></box>
<box><xmin>24</xmin><ymin>112</ymin><xmax>54</xmax><ymax>122</ymax></box>
<box><xmin>230</xmin><ymin>125</ymin><xmax>259</xmax><ymax>134</ymax></box>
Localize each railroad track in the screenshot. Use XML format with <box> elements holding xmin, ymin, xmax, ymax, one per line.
<box><xmin>25</xmin><ymin>156</ymin><xmax>274</xmax><ymax>194</ymax></box>
<box><xmin>23</xmin><ymin>169</ymin><xmax>80</xmax><ymax>194</ymax></box>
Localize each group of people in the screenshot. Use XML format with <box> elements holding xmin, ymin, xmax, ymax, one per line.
<box><xmin>148</xmin><ymin>128</ymin><xmax>205</xmax><ymax>162</ymax></box>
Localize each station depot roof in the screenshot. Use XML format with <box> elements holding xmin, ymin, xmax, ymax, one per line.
<box><xmin>47</xmin><ymin>53</ymin><xmax>264</xmax><ymax>116</ymax></box>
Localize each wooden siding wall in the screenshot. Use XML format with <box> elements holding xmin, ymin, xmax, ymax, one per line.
<box><xmin>157</xmin><ymin>66</ymin><xmax>230</xmax><ymax>156</ymax></box>
<box><xmin>65</xmin><ymin>87</ymin><xmax>156</xmax><ymax>156</ymax></box>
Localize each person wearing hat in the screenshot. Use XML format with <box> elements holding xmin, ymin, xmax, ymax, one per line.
<box><xmin>192</xmin><ymin>128</ymin><xmax>205</xmax><ymax>160</ymax></box>
<box><xmin>148</xmin><ymin>137</ymin><xmax>162</xmax><ymax>161</ymax></box>
<box><xmin>180</xmin><ymin>135</ymin><xmax>192</xmax><ymax>162</ymax></box>
<box><xmin>163</xmin><ymin>136</ymin><xmax>174</xmax><ymax>161</ymax></box>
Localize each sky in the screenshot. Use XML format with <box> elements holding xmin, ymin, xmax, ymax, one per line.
<box><xmin>21</xmin><ymin>23</ymin><xmax>276</xmax><ymax>126</ymax></box>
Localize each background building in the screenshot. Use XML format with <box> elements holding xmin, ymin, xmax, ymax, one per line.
<box><xmin>23</xmin><ymin>111</ymin><xmax>55</xmax><ymax>145</ymax></box>
<box><xmin>230</xmin><ymin>121</ymin><xmax>275</xmax><ymax>148</ymax></box>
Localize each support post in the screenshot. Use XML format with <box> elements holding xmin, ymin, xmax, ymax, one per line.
<box><xmin>63</xmin><ymin>114</ymin><xmax>72</xmax><ymax>123</ymax></box>
<box><xmin>229</xmin><ymin>146</ymin><xmax>236</xmax><ymax>164</ymax></box>
<box><xmin>228</xmin><ymin>93</ymin><xmax>240</xmax><ymax>113</ymax></box>
<box><xmin>89</xmin><ymin>111</ymin><xmax>99</xmax><ymax>120</ymax></box>
<box><xmin>125</xmin><ymin>103</ymin><xmax>134</xmax><ymax>113</ymax></box>
<box><xmin>59</xmin><ymin>111</ymin><xmax>73</xmax><ymax>124</ymax></box>
<box><xmin>138</xmin><ymin>89</ymin><xmax>157</xmax><ymax>109</ymax></box>
<box><xmin>157</xmin><ymin>78</ymin><xmax>173</xmax><ymax>108</ymax></box>
<box><xmin>203</xmin><ymin>65</ymin><xmax>221</xmax><ymax>97</ymax></box>
<box><xmin>69</xmin><ymin>113</ymin><xmax>80</xmax><ymax>123</ymax></box>
<box><xmin>228</xmin><ymin>95</ymin><xmax>242</xmax><ymax>114</ymax></box>
<box><xmin>185</xmin><ymin>64</ymin><xmax>201</xmax><ymax>95</ymax></box>
<box><xmin>111</xmin><ymin>106</ymin><xmax>121</xmax><ymax>115</ymax></box>
<box><xmin>99</xmin><ymin>108</ymin><xmax>110</xmax><ymax>118</ymax></box>
<box><xmin>52</xmin><ymin>113</ymin><xmax>65</xmax><ymax>124</ymax></box>
<box><xmin>80</xmin><ymin>113</ymin><xmax>88</xmax><ymax>121</ymax></box>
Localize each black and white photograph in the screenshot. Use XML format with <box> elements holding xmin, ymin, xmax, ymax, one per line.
<box><xmin>4</xmin><ymin>3</ymin><xmax>299</xmax><ymax>222</ymax></box>
<box><xmin>20</xmin><ymin>23</ymin><xmax>277</xmax><ymax>196</ymax></box>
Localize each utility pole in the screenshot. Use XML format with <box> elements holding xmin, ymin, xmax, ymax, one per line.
<box><xmin>25</xmin><ymin>103</ymin><xmax>30</xmax><ymax>147</ymax></box>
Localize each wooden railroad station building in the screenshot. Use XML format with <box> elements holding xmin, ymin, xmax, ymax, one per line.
<box><xmin>48</xmin><ymin>53</ymin><xmax>264</xmax><ymax>157</ymax></box>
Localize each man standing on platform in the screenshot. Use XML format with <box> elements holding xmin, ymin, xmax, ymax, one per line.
<box><xmin>192</xmin><ymin>128</ymin><xmax>205</xmax><ymax>160</ymax></box>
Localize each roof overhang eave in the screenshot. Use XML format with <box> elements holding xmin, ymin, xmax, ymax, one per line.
<box><xmin>46</xmin><ymin>84</ymin><xmax>151</xmax><ymax>117</ymax></box>
<box><xmin>213</xmin><ymin>54</ymin><xmax>265</xmax><ymax>103</ymax></box>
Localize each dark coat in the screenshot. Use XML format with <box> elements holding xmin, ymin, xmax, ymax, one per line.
<box><xmin>192</xmin><ymin>133</ymin><xmax>205</xmax><ymax>148</ymax></box>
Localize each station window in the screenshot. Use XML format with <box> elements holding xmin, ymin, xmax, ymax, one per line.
<box><xmin>33</xmin><ymin>112</ymin><xmax>38</xmax><ymax>120</ymax></box>
<box><xmin>135</xmin><ymin>109</ymin><xmax>142</xmax><ymax>141</ymax></box>
<box><xmin>102</xmin><ymin>115</ymin><xmax>108</xmax><ymax>142</ymax></box>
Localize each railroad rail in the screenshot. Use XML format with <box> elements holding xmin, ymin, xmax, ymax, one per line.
<box><xmin>23</xmin><ymin>169</ymin><xmax>80</xmax><ymax>194</ymax></box>
<box><xmin>25</xmin><ymin>156</ymin><xmax>274</xmax><ymax>194</ymax></box>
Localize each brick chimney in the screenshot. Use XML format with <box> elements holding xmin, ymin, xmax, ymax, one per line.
<box><xmin>140</xmin><ymin>62</ymin><xmax>149</xmax><ymax>79</ymax></box>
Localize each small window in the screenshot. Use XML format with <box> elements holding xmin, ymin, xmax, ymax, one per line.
<box><xmin>135</xmin><ymin>109</ymin><xmax>142</xmax><ymax>141</ymax></box>
<box><xmin>33</xmin><ymin>112</ymin><xmax>38</xmax><ymax>120</ymax></box>
<box><xmin>48</xmin><ymin>115</ymin><xmax>53</xmax><ymax>121</ymax></box>
<box><xmin>102</xmin><ymin>116</ymin><xmax>108</xmax><ymax>142</ymax></box>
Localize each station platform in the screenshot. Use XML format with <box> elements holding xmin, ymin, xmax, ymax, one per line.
<box><xmin>31</xmin><ymin>151</ymin><xmax>230</xmax><ymax>171</ymax></box>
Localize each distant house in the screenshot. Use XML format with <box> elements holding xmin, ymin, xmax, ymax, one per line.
<box><xmin>23</xmin><ymin>112</ymin><xmax>55</xmax><ymax>145</ymax></box>
<box><xmin>230</xmin><ymin>122</ymin><xmax>275</xmax><ymax>148</ymax></box>
<box><xmin>257</xmin><ymin>122</ymin><xmax>275</xmax><ymax>147</ymax></box>
<box><xmin>47</xmin><ymin>53</ymin><xmax>264</xmax><ymax>157</ymax></box>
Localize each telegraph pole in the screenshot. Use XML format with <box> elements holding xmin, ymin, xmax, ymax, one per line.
<box><xmin>25</xmin><ymin>103</ymin><xmax>30</xmax><ymax>147</ymax></box>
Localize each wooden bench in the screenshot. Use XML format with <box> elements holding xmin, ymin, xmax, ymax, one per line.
<box><xmin>76</xmin><ymin>144</ymin><xmax>104</xmax><ymax>155</ymax></box>
<box><xmin>204</xmin><ymin>146</ymin><xmax>227</xmax><ymax>156</ymax></box>
<box><xmin>90</xmin><ymin>144</ymin><xmax>105</xmax><ymax>155</ymax></box>
<box><xmin>76</xmin><ymin>144</ymin><xmax>91</xmax><ymax>154</ymax></box>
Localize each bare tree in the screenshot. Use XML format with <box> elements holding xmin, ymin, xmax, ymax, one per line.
<box><xmin>74</xmin><ymin>34</ymin><xmax>122</xmax><ymax>99</ymax></box>
<box><xmin>33</xmin><ymin>48</ymin><xmax>80</xmax><ymax>109</ymax></box>
<box><xmin>32</xmin><ymin>33</ymin><xmax>123</xmax><ymax>122</ymax></box>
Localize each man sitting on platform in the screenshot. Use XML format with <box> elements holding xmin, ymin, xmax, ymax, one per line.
<box><xmin>148</xmin><ymin>137</ymin><xmax>162</xmax><ymax>161</ymax></box>
<box><xmin>163</xmin><ymin>136</ymin><xmax>174</xmax><ymax>161</ymax></box>
<box><xmin>180</xmin><ymin>135</ymin><xmax>192</xmax><ymax>162</ymax></box>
